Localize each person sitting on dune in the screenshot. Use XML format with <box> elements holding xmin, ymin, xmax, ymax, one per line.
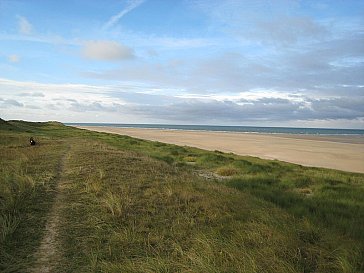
<box><xmin>30</xmin><ymin>137</ymin><xmax>36</xmax><ymax>146</ymax></box>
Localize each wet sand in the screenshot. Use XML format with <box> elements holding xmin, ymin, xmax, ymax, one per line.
<box><xmin>76</xmin><ymin>126</ymin><xmax>364</xmax><ymax>173</ymax></box>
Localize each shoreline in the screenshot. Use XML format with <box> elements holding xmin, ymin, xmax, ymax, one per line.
<box><xmin>82</xmin><ymin>126</ymin><xmax>364</xmax><ymax>144</ymax></box>
<box><xmin>75</xmin><ymin>126</ymin><xmax>364</xmax><ymax>173</ymax></box>
<box><xmin>66</xmin><ymin>123</ymin><xmax>364</xmax><ymax>136</ymax></box>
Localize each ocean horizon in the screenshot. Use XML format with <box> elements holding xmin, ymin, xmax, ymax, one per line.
<box><xmin>66</xmin><ymin>123</ymin><xmax>364</xmax><ymax>136</ymax></box>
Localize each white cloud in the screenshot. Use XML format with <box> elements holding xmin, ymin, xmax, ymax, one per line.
<box><xmin>17</xmin><ymin>15</ymin><xmax>33</xmax><ymax>35</ymax></box>
<box><xmin>82</xmin><ymin>40</ymin><xmax>134</xmax><ymax>61</ymax></box>
<box><xmin>8</xmin><ymin>54</ymin><xmax>20</xmax><ymax>63</ymax></box>
<box><xmin>103</xmin><ymin>0</ymin><xmax>145</xmax><ymax>30</ymax></box>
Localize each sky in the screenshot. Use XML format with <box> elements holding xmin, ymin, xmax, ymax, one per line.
<box><xmin>0</xmin><ymin>0</ymin><xmax>363</xmax><ymax>128</ymax></box>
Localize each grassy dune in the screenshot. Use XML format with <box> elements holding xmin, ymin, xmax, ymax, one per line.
<box><xmin>0</xmin><ymin>120</ymin><xmax>363</xmax><ymax>272</ymax></box>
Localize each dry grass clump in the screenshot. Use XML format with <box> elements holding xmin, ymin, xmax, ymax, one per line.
<box><xmin>296</xmin><ymin>187</ymin><xmax>313</xmax><ymax>196</ymax></box>
<box><xmin>102</xmin><ymin>189</ymin><xmax>133</xmax><ymax>218</ymax></box>
<box><xmin>216</xmin><ymin>166</ymin><xmax>239</xmax><ymax>176</ymax></box>
<box><xmin>184</xmin><ymin>156</ymin><xmax>197</xmax><ymax>162</ymax></box>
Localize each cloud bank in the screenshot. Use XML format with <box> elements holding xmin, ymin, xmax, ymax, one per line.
<box><xmin>0</xmin><ymin>78</ymin><xmax>363</xmax><ymax>128</ymax></box>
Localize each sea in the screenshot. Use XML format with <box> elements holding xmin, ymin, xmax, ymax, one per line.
<box><xmin>66</xmin><ymin>123</ymin><xmax>364</xmax><ymax>136</ymax></box>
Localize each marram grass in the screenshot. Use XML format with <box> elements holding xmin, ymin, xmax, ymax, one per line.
<box><xmin>0</xmin><ymin>120</ymin><xmax>363</xmax><ymax>272</ymax></box>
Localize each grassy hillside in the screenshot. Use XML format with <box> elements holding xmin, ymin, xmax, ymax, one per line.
<box><xmin>0</xmin><ymin>120</ymin><xmax>363</xmax><ymax>272</ymax></box>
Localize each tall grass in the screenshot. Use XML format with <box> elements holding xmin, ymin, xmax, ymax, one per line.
<box><xmin>0</xmin><ymin>123</ymin><xmax>67</xmax><ymax>271</ymax></box>
<box><xmin>56</xmin><ymin>139</ymin><xmax>362</xmax><ymax>272</ymax></box>
<box><xmin>1</xmin><ymin>120</ymin><xmax>363</xmax><ymax>272</ymax></box>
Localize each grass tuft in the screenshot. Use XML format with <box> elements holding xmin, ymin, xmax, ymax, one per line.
<box><xmin>216</xmin><ymin>166</ymin><xmax>239</xmax><ymax>176</ymax></box>
<box><xmin>102</xmin><ymin>190</ymin><xmax>132</xmax><ymax>218</ymax></box>
<box><xmin>0</xmin><ymin>213</ymin><xmax>20</xmax><ymax>242</ymax></box>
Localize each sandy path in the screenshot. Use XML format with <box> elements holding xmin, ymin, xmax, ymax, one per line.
<box><xmin>76</xmin><ymin>126</ymin><xmax>364</xmax><ymax>173</ymax></box>
<box><xmin>30</xmin><ymin>146</ymin><xmax>70</xmax><ymax>273</ymax></box>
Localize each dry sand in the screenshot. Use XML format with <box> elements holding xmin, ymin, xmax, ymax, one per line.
<box><xmin>76</xmin><ymin>126</ymin><xmax>364</xmax><ymax>174</ymax></box>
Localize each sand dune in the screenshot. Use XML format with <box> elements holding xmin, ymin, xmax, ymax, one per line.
<box><xmin>76</xmin><ymin>126</ymin><xmax>364</xmax><ymax>173</ymax></box>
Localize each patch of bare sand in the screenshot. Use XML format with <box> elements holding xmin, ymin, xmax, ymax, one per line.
<box><xmin>76</xmin><ymin>126</ymin><xmax>364</xmax><ymax>173</ymax></box>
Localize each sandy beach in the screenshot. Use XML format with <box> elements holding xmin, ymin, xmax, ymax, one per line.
<box><xmin>76</xmin><ymin>126</ymin><xmax>364</xmax><ymax>173</ymax></box>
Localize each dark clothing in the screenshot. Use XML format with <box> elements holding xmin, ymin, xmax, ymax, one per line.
<box><xmin>30</xmin><ymin>137</ymin><xmax>36</xmax><ymax>146</ymax></box>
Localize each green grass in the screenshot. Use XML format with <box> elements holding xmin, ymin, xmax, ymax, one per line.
<box><xmin>0</xmin><ymin>121</ymin><xmax>67</xmax><ymax>272</ymax></box>
<box><xmin>0</xmin><ymin>119</ymin><xmax>363</xmax><ymax>272</ymax></box>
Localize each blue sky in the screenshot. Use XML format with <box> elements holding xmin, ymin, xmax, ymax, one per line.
<box><xmin>0</xmin><ymin>0</ymin><xmax>363</xmax><ymax>128</ymax></box>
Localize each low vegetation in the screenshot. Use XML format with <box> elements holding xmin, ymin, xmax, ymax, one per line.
<box><xmin>215</xmin><ymin>166</ymin><xmax>240</xmax><ymax>176</ymax></box>
<box><xmin>0</xmin><ymin>120</ymin><xmax>363</xmax><ymax>272</ymax></box>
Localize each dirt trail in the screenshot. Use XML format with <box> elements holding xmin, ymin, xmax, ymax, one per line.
<box><xmin>29</xmin><ymin>146</ymin><xmax>71</xmax><ymax>273</ymax></box>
